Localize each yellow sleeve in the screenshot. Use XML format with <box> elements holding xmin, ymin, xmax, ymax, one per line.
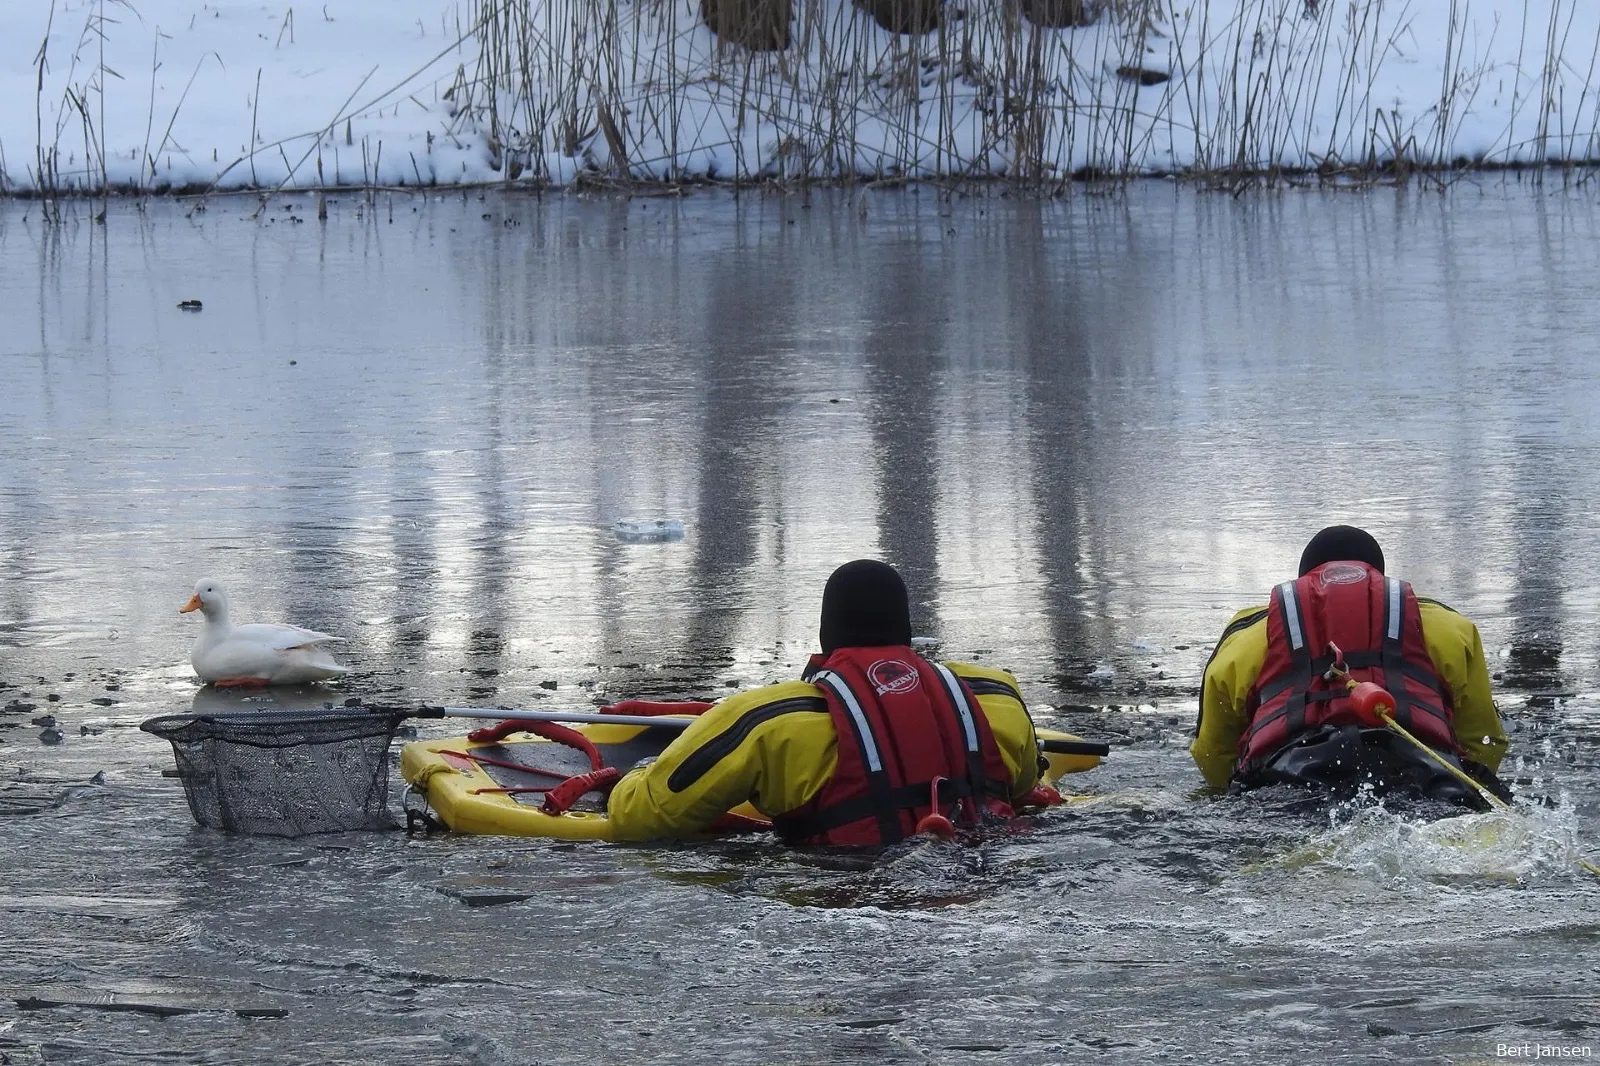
<box><xmin>1191</xmin><ymin>608</ymin><xmax>1269</xmax><ymax>789</ymax></box>
<box><xmin>605</xmin><ymin>681</ymin><xmax>836</xmax><ymax>842</ymax></box>
<box><xmin>1419</xmin><ymin>601</ymin><xmax>1508</xmax><ymax>772</ymax></box>
<box><xmin>947</xmin><ymin>662</ymin><xmax>1042</xmax><ymax>799</ymax></box>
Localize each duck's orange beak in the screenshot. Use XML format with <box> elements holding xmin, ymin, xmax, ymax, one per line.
<box><xmin>179</xmin><ymin>593</ymin><xmax>203</xmax><ymax>614</ymax></box>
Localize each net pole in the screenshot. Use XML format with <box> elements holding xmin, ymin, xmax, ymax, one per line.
<box><xmin>429</xmin><ymin>707</ymin><xmax>700</xmax><ymax>730</ymax></box>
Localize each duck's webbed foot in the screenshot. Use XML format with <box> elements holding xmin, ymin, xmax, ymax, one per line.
<box><xmin>211</xmin><ymin>676</ymin><xmax>272</xmax><ymax>688</ymax></box>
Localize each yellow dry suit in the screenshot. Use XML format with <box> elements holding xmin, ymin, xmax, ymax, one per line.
<box><xmin>606</xmin><ymin>661</ymin><xmax>1043</xmax><ymax>841</ymax></box>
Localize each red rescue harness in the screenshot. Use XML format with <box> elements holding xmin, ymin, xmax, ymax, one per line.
<box><xmin>770</xmin><ymin>647</ymin><xmax>1014</xmax><ymax>846</ymax></box>
<box><xmin>1238</xmin><ymin>562</ymin><xmax>1459</xmax><ymax>774</ymax></box>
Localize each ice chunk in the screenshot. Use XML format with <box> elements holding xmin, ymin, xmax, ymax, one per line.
<box><xmin>613</xmin><ymin>519</ymin><xmax>685</xmax><ymax>544</ymax></box>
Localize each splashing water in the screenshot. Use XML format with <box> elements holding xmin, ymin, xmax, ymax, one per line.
<box><xmin>1283</xmin><ymin>798</ymin><xmax>1594</xmax><ymax>885</ymax></box>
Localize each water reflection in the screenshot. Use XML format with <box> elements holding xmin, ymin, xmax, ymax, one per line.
<box><xmin>675</xmin><ymin>238</ymin><xmax>796</xmax><ymax>676</ymax></box>
<box><xmin>1497</xmin><ymin>435</ymin><xmax>1568</xmax><ymax>692</ymax></box>
<box><xmin>188</xmin><ymin>684</ymin><xmax>344</xmax><ymax>717</ymax></box>
<box><xmin>1019</xmin><ymin>202</ymin><xmax>1101</xmax><ymax>691</ymax></box>
<box><xmin>861</xmin><ymin>236</ymin><xmax>945</xmax><ymax>612</ymax></box>
<box><xmin>5</xmin><ymin>187</ymin><xmax>1600</xmax><ymax>710</ymax></box>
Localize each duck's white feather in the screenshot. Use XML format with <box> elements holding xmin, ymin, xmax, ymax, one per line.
<box><xmin>229</xmin><ymin>622</ymin><xmax>345</xmax><ymax>651</ymax></box>
<box><xmin>182</xmin><ymin>579</ymin><xmax>349</xmax><ymax>686</ymax></box>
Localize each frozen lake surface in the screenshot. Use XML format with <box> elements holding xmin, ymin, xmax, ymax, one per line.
<box><xmin>1</xmin><ymin>182</ymin><xmax>1598</xmax><ymax>1064</ymax></box>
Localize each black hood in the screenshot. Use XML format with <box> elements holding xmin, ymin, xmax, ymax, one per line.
<box><xmin>818</xmin><ymin>559</ymin><xmax>912</xmax><ymax>654</ymax></box>
<box><xmin>1298</xmin><ymin>525</ymin><xmax>1385</xmax><ymax>576</ymax></box>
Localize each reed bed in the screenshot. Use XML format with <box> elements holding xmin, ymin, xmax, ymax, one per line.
<box><xmin>12</xmin><ymin>0</ymin><xmax>1600</xmax><ymax>199</ymax></box>
<box><xmin>452</xmin><ymin>0</ymin><xmax>1600</xmax><ymax>187</ymax></box>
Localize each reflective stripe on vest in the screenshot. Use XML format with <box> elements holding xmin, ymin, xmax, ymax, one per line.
<box><xmin>931</xmin><ymin>662</ymin><xmax>980</xmax><ymax>752</ymax></box>
<box><xmin>932</xmin><ymin>661</ymin><xmax>991</xmax><ymax>806</ymax></box>
<box><xmin>812</xmin><ymin>667</ymin><xmax>898</xmax><ymax>842</ymax></box>
<box><xmin>1279</xmin><ymin>580</ymin><xmax>1305</xmax><ymax>652</ymax></box>
<box><xmin>1275</xmin><ymin>580</ymin><xmax>1314</xmax><ymax>737</ymax></box>
<box><xmin>1379</xmin><ymin>575</ymin><xmax>1414</xmax><ymax>729</ymax></box>
<box><xmin>813</xmin><ymin>669</ymin><xmax>883</xmax><ymax>773</ymax></box>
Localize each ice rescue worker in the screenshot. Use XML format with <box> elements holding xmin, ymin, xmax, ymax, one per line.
<box><xmin>605</xmin><ymin>559</ymin><xmax>1048</xmax><ymax>843</ymax></box>
<box><xmin>1191</xmin><ymin>525</ymin><xmax>1509</xmax><ymax>805</ymax></box>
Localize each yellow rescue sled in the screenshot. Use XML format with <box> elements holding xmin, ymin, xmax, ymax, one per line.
<box><xmin>400</xmin><ymin>719</ymin><xmax>1104</xmax><ymax>840</ymax></box>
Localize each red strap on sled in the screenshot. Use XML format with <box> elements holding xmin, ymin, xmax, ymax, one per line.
<box><xmin>466</xmin><ymin>719</ymin><xmax>604</xmax><ymax>772</ymax></box>
<box><xmin>437</xmin><ymin>750</ymin><xmax>568</xmax><ymax>780</ymax></box>
<box><xmin>540</xmin><ymin>767</ymin><xmax>621</xmax><ymax>815</ymax></box>
<box><xmin>601</xmin><ymin>700</ymin><xmax>715</xmax><ymax>717</ymax></box>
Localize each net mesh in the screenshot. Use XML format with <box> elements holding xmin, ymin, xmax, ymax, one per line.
<box><xmin>141</xmin><ymin>709</ymin><xmax>406</xmax><ymax>837</ymax></box>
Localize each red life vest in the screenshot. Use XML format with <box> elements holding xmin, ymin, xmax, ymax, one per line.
<box><xmin>770</xmin><ymin>646</ymin><xmax>1015</xmax><ymax>846</ymax></box>
<box><xmin>1238</xmin><ymin>561</ymin><xmax>1459</xmax><ymax>774</ymax></box>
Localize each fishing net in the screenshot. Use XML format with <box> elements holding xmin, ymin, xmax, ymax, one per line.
<box><xmin>141</xmin><ymin>708</ymin><xmax>407</xmax><ymax>837</ymax></box>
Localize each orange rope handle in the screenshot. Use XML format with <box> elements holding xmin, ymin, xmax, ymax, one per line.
<box><xmin>466</xmin><ymin>719</ymin><xmax>604</xmax><ymax>771</ymax></box>
<box><xmin>540</xmin><ymin>767</ymin><xmax>621</xmax><ymax>815</ymax></box>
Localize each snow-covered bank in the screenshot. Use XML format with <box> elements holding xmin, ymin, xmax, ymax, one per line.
<box><xmin>4</xmin><ymin>0</ymin><xmax>479</xmax><ymax>193</ymax></box>
<box><xmin>5</xmin><ymin>0</ymin><xmax>1600</xmax><ymax>194</ymax></box>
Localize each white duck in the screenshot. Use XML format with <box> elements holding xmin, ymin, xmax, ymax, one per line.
<box><xmin>179</xmin><ymin>579</ymin><xmax>349</xmax><ymax>687</ymax></box>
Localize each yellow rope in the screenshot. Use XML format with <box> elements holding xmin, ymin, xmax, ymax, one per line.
<box><xmin>1375</xmin><ymin>709</ymin><xmax>1510</xmax><ymax>810</ymax></box>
